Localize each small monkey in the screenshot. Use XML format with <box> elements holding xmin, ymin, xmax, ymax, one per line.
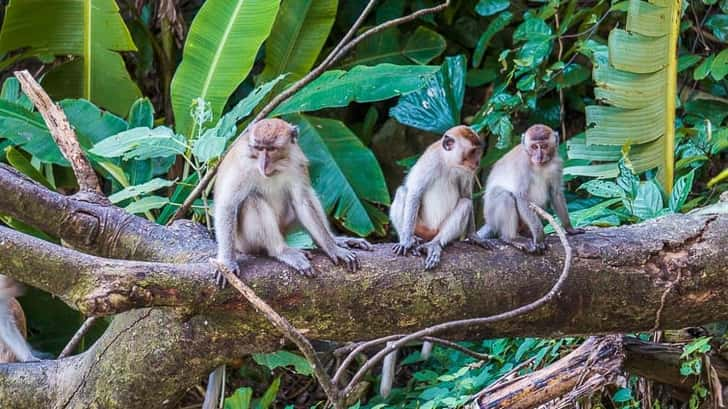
<box><xmin>470</xmin><ymin>124</ymin><xmax>583</xmax><ymax>253</ymax></box>
<box><xmin>214</xmin><ymin>118</ymin><xmax>371</xmax><ymax>284</ymax></box>
<box><xmin>389</xmin><ymin>125</ymin><xmax>484</xmax><ymax>269</ymax></box>
<box><xmin>384</xmin><ymin>125</ymin><xmax>483</xmax><ymax>397</ymax></box>
<box><xmin>0</xmin><ymin>275</ymin><xmax>35</xmax><ymax>363</ymax></box>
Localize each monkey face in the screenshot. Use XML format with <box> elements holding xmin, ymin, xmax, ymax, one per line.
<box><xmin>442</xmin><ymin>125</ymin><xmax>484</xmax><ymax>171</ymax></box>
<box><xmin>248</xmin><ymin>119</ymin><xmax>299</xmax><ymax>177</ymax></box>
<box><xmin>523</xmin><ymin>124</ymin><xmax>556</xmax><ymax>167</ymax></box>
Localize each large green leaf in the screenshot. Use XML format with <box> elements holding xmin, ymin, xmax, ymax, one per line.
<box><xmin>0</xmin><ymin>0</ymin><xmax>141</xmax><ymax>115</ymax></box>
<box><xmin>340</xmin><ymin>26</ymin><xmax>446</xmax><ymax>68</ymax></box>
<box><xmin>570</xmin><ymin>0</ymin><xmax>680</xmax><ymax>195</ymax></box>
<box><xmin>273</xmin><ymin>64</ymin><xmax>439</xmax><ymax>115</ymax></box>
<box><xmin>390</xmin><ymin>55</ymin><xmax>466</xmax><ymax>134</ymax></box>
<box><xmin>258</xmin><ymin>0</ymin><xmax>338</xmax><ymax>84</ymax></box>
<box><xmin>89</xmin><ymin>126</ymin><xmax>187</xmax><ymax>160</ymax></box>
<box><xmin>0</xmin><ymin>99</ymin><xmax>66</xmax><ymax>164</ymax></box>
<box><xmin>171</xmin><ymin>0</ymin><xmax>280</xmax><ymax>137</ymax></box>
<box><xmin>286</xmin><ymin>114</ymin><xmax>390</xmax><ymax>236</ymax></box>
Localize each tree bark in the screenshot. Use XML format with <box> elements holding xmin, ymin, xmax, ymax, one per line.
<box><xmin>0</xmin><ymin>164</ymin><xmax>726</xmax><ymax>408</ymax></box>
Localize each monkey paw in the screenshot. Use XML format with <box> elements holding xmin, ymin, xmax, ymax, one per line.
<box><xmin>331</xmin><ymin>247</ymin><xmax>360</xmax><ymax>272</ymax></box>
<box><xmin>335</xmin><ymin>236</ymin><xmax>373</xmax><ymax>251</ymax></box>
<box><xmin>277</xmin><ymin>249</ymin><xmax>316</xmax><ymax>277</ymax></box>
<box><xmin>465</xmin><ymin>233</ymin><xmax>495</xmax><ymax>250</ymax></box>
<box><xmin>418</xmin><ymin>241</ymin><xmax>443</xmax><ymax>270</ymax></box>
<box><xmin>212</xmin><ymin>258</ymin><xmax>240</xmax><ymax>289</ymax></box>
<box><xmin>527</xmin><ymin>241</ymin><xmax>546</xmax><ymax>255</ymax></box>
<box><xmin>392</xmin><ymin>238</ymin><xmax>418</xmax><ymax>256</ymax></box>
<box><xmin>566</xmin><ymin>227</ymin><xmax>585</xmax><ymax>235</ymax></box>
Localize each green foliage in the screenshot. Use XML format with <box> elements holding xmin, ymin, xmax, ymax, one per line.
<box><xmin>287</xmin><ymin>114</ymin><xmax>390</xmax><ymax>236</ymax></box>
<box><xmin>0</xmin><ymin>0</ymin><xmax>141</xmax><ymax>115</ymax></box>
<box><xmin>390</xmin><ymin>55</ymin><xmax>466</xmax><ymax>134</ymax></box>
<box><xmin>252</xmin><ymin>351</ymin><xmax>314</xmax><ymax>376</ymax></box>
<box><xmin>258</xmin><ymin>0</ymin><xmax>338</xmax><ymax>84</ymax></box>
<box><xmin>171</xmin><ymin>0</ymin><xmax>280</xmax><ymax>137</ymax></box>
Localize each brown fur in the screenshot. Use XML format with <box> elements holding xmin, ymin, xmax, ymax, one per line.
<box><xmin>250</xmin><ymin>118</ymin><xmax>294</xmax><ymax>146</ymax></box>
<box><xmin>0</xmin><ymin>298</ymin><xmax>27</xmax><ymax>363</ymax></box>
<box><xmin>525</xmin><ymin>124</ymin><xmax>553</xmax><ymax>141</ymax></box>
<box><xmin>448</xmin><ymin>125</ymin><xmax>482</xmax><ymax>146</ymax></box>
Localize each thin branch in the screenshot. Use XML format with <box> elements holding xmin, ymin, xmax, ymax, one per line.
<box><xmin>650</xmin><ymin>269</ymin><xmax>683</xmax><ymax>333</ymax></box>
<box><xmin>213</xmin><ymin>260</ymin><xmax>344</xmax><ymax>409</ymax></box>
<box><xmin>13</xmin><ymin>70</ymin><xmax>102</xmax><ymax>193</ymax></box>
<box><xmin>59</xmin><ymin>317</ymin><xmax>100</xmax><ymax>358</ymax></box>
<box><xmin>339</xmin><ymin>203</ymin><xmax>573</xmax><ymax>397</ymax></box>
<box><xmin>168</xmin><ymin>0</ymin><xmax>450</xmax><ymax>223</ymax></box>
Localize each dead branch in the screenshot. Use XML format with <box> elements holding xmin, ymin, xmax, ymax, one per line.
<box><xmin>168</xmin><ymin>0</ymin><xmax>451</xmax><ymax>223</ymax></box>
<box><xmin>59</xmin><ymin>317</ymin><xmax>100</xmax><ymax>358</ymax></box>
<box><xmin>13</xmin><ymin>70</ymin><xmax>101</xmax><ymax>193</ymax></box>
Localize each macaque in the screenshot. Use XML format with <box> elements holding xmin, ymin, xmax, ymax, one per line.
<box><xmin>470</xmin><ymin>124</ymin><xmax>583</xmax><ymax>253</ymax></box>
<box><xmin>213</xmin><ymin>118</ymin><xmax>371</xmax><ymax>285</ymax></box>
<box><xmin>383</xmin><ymin>125</ymin><xmax>483</xmax><ymax>397</ymax></box>
<box><xmin>389</xmin><ymin>125</ymin><xmax>484</xmax><ymax>269</ymax></box>
<box><xmin>0</xmin><ymin>275</ymin><xmax>35</xmax><ymax>363</ymax></box>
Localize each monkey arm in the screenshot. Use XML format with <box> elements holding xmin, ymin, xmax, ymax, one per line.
<box><xmin>292</xmin><ymin>185</ymin><xmax>338</xmax><ymax>255</ymax></box>
<box><xmin>515</xmin><ymin>194</ymin><xmax>545</xmax><ymax>248</ymax></box>
<box><xmin>432</xmin><ymin>198</ymin><xmax>473</xmax><ymax>247</ymax></box>
<box><xmin>214</xmin><ymin>186</ymin><xmax>251</xmax><ymax>273</ymax></box>
<box><xmin>550</xmin><ymin>184</ymin><xmax>575</xmax><ymax>230</ymax></box>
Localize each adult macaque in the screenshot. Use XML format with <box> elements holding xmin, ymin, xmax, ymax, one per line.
<box><xmin>0</xmin><ymin>275</ymin><xmax>35</xmax><ymax>363</ymax></box>
<box><xmin>470</xmin><ymin>124</ymin><xmax>583</xmax><ymax>253</ymax></box>
<box><xmin>213</xmin><ymin>118</ymin><xmax>372</xmax><ymax>285</ymax></box>
<box><xmin>389</xmin><ymin>125</ymin><xmax>484</xmax><ymax>269</ymax></box>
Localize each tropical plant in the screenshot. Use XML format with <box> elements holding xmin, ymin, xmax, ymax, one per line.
<box><xmin>0</xmin><ymin>0</ymin><xmax>142</xmax><ymax>115</ymax></box>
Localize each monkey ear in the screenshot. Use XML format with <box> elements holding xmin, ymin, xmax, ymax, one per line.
<box><xmin>442</xmin><ymin>135</ymin><xmax>455</xmax><ymax>151</ymax></box>
<box><xmin>290</xmin><ymin>125</ymin><xmax>299</xmax><ymax>144</ymax></box>
<box><xmin>553</xmin><ymin>131</ymin><xmax>560</xmax><ymax>146</ymax></box>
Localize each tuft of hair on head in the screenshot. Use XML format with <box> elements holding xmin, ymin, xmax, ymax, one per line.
<box><xmin>449</xmin><ymin>125</ymin><xmax>483</xmax><ymax>147</ymax></box>
<box><xmin>251</xmin><ymin>118</ymin><xmax>297</xmax><ymax>145</ymax></box>
<box><xmin>525</xmin><ymin>124</ymin><xmax>556</xmax><ymax>142</ymax></box>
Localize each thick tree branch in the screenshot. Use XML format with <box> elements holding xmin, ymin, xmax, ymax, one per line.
<box><xmin>0</xmin><ymin>164</ymin><xmax>214</xmax><ymax>262</ymax></box>
<box><xmin>13</xmin><ymin>70</ymin><xmax>101</xmax><ymax>193</ymax></box>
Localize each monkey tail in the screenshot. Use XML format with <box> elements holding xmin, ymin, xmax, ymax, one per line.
<box><xmin>202</xmin><ymin>365</ymin><xmax>226</xmax><ymax>409</ymax></box>
<box><xmin>0</xmin><ymin>294</ymin><xmax>34</xmax><ymax>362</ymax></box>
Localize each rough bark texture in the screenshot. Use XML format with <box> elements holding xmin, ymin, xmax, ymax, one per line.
<box><xmin>0</xmin><ymin>163</ymin><xmax>726</xmax><ymax>408</ymax></box>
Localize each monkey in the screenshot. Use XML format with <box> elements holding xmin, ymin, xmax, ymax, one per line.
<box><xmin>214</xmin><ymin>118</ymin><xmax>372</xmax><ymax>284</ymax></box>
<box><xmin>382</xmin><ymin>125</ymin><xmax>483</xmax><ymax>398</ymax></box>
<box><xmin>0</xmin><ymin>275</ymin><xmax>35</xmax><ymax>363</ymax></box>
<box><xmin>389</xmin><ymin>125</ymin><xmax>484</xmax><ymax>269</ymax></box>
<box><xmin>469</xmin><ymin>124</ymin><xmax>583</xmax><ymax>253</ymax></box>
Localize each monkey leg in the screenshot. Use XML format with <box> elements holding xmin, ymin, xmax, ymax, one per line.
<box><xmin>418</xmin><ymin>198</ymin><xmax>472</xmax><ymax>270</ymax></box>
<box><xmin>468</xmin><ymin>224</ymin><xmax>497</xmax><ymax>249</ymax></box>
<box><xmin>514</xmin><ymin>195</ymin><xmax>546</xmax><ymax>254</ymax></box>
<box><xmin>241</xmin><ymin>199</ymin><xmax>315</xmax><ymax>277</ymax></box>
<box><xmin>484</xmin><ymin>188</ymin><xmax>541</xmax><ymax>254</ymax></box>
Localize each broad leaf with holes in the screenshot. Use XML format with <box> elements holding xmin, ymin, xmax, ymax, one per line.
<box><xmin>286</xmin><ymin>114</ymin><xmax>390</xmax><ymax>236</ymax></box>
<box><xmin>390</xmin><ymin>55</ymin><xmax>466</xmax><ymax>134</ymax></box>
<box><xmin>171</xmin><ymin>0</ymin><xmax>280</xmax><ymax>137</ymax></box>
<box><xmin>0</xmin><ymin>0</ymin><xmax>141</xmax><ymax>115</ymax></box>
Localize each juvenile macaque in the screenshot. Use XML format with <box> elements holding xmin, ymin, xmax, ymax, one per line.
<box><xmin>384</xmin><ymin>125</ymin><xmax>483</xmax><ymax>397</ymax></box>
<box><xmin>470</xmin><ymin>124</ymin><xmax>583</xmax><ymax>253</ymax></box>
<box><xmin>213</xmin><ymin>118</ymin><xmax>371</xmax><ymax>285</ymax></box>
<box><xmin>0</xmin><ymin>275</ymin><xmax>34</xmax><ymax>363</ymax></box>
<box><xmin>389</xmin><ymin>125</ymin><xmax>484</xmax><ymax>269</ymax></box>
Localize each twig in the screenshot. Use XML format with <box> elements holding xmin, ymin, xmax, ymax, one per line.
<box><xmin>167</xmin><ymin>0</ymin><xmax>451</xmax><ymax>224</ymax></box>
<box><xmin>650</xmin><ymin>269</ymin><xmax>682</xmax><ymax>333</ymax></box>
<box><xmin>338</xmin><ymin>202</ymin><xmax>573</xmax><ymax>397</ymax></box>
<box><xmin>213</xmin><ymin>260</ymin><xmax>343</xmax><ymax>409</ymax></box>
<box><xmin>464</xmin><ymin>356</ymin><xmax>536</xmax><ymax>405</ymax></box>
<box><xmin>59</xmin><ymin>316</ymin><xmax>99</xmax><ymax>358</ymax></box>
<box><xmin>13</xmin><ymin>70</ymin><xmax>102</xmax><ymax>193</ymax></box>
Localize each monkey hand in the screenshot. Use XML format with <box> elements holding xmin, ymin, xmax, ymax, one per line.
<box><xmin>527</xmin><ymin>240</ymin><xmax>546</xmax><ymax>255</ymax></box>
<box><xmin>392</xmin><ymin>237</ymin><xmax>418</xmax><ymax>256</ymax></box>
<box><xmin>566</xmin><ymin>227</ymin><xmax>585</xmax><ymax>235</ymax></box>
<box><xmin>212</xmin><ymin>258</ymin><xmax>240</xmax><ymax>288</ymax></box>
<box><xmin>335</xmin><ymin>236</ymin><xmax>373</xmax><ymax>251</ymax></box>
<box><xmin>330</xmin><ymin>246</ymin><xmax>360</xmax><ymax>272</ymax></box>
<box><xmin>465</xmin><ymin>232</ymin><xmax>495</xmax><ymax>250</ymax></box>
<box><xmin>418</xmin><ymin>241</ymin><xmax>443</xmax><ymax>270</ymax></box>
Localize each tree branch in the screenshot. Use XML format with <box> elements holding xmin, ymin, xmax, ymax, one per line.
<box><xmin>13</xmin><ymin>70</ymin><xmax>101</xmax><ymax>194</ymax></box>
